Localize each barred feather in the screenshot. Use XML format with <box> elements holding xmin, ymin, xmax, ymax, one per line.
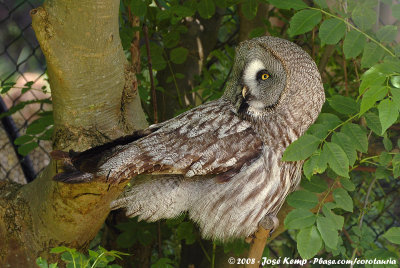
<box><xmin>53</xmin><ymin>36</ymin><xmax>325</xmax><ymax>240</ymax></box>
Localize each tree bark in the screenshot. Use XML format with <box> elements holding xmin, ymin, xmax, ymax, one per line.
<box><xmin>239</xmin><ymin>3</ymin><xmax>269</xmax><ymax>42</ymax></box>
<box><xmin>0</xmin><ymin>1</ymin><xmax>147</xmax><ymax>266</ymax></box>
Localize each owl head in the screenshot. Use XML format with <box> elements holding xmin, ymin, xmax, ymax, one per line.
<box><xmin>223</xmin><ymin>36</ymin><xmax>325</xmax><ymax>134</ymax></box>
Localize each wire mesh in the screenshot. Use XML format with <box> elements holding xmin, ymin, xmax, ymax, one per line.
<box><xmin>0</xmin><ymin>0</ymin><xmax>51</xmax><ymax>184</ymax></box>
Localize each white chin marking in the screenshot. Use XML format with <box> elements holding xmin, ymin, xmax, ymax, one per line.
<box><xmin>243</xmin><ymin>59</ymin><xmax>265</xmax><ymax>90</ymax></box>
<box><xmin>248</xmin><ymin>102</ymin><xmax>266</xmax><ymax>117</ymax></box>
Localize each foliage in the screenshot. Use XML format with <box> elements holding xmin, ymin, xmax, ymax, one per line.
<box><xmin>35</xmin><ymin>246</ymin><xmax>128</xmax><ymax>268</ymax></box>
<box><xmin>277</xmin><ymin>0</ymin><xmax>400</xmax><ymax>262</ymax></box>
<box><xmin>0</xmin><ymin>80</ymin><xmax>52</xmax><ymax>156</ymax></box>
<box><xmin>120</xmin><ymin>0</ymin><xmax>400</xmax><ymax>264</ymax></box>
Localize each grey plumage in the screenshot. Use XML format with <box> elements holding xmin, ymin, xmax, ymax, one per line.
<box><xmin>53</xmin><ymin>36</ymin><xmax>325</xmax><ymax>241</ymax></box>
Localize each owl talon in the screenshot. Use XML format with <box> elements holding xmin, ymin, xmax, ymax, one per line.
<box><xmin>259</xmin><ymin>215</ymin><xmax>279</xmax><ymax>235</ymax></box>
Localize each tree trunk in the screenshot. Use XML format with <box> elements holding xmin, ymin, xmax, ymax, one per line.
<box><xmin>0</xmin><ymin>0</ymin><xmax>147</xmax><ymax>266</ymax></box>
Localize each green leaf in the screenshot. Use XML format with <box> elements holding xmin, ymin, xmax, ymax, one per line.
<box><xmin>171</xmin><ymin>5</ymin><xmax>195</xmax><ymax>17</ymax></box>
<box><xmin>151</xmin><ymin>258</ymin><xmax>175</xmax><ymax>268</ymax></box>
<box><xmin>343</xmin><ymin>30</ymin><xmax>366</xmax><ymax>59</ymax></box>
<box><xmin>297</xmin><ymin>226</ymin><xmax>322</xmax><ymax>259</ymax></box>
<box><xmin>163</xmin><ymin>31</ymin><xmax>180</xmax><ymax>48</ymax></box>
<box><xmin>375</xmin><ymin>57</ymin><xmax>400</xmax><ymax>75</ymax></box>
<box><xmin>14</xmin><ymin>135</ymin><xmax>34</xmax><ymax>145</ymax></box>
<box><xmin>379</xmin><ymin>151</ymin><xmax>392</xmax><ymax>166</ymax></box>
<box><xmin>383</xmin><ymin>135</ymin><xmax>393</xmax><ymax>151</ymax></box>
<box><xmin>197</xmin><ymin>0</ymin><xmax>215</xmax><ymax>19</ymax></box>
<box><xmin>0</xmin><ymin>99</ymin><xmax>52</xmax><ymax>120</ymax></box>
<box><xmin>156</xmin><ymin>9</ymin><xmax>171</xmax><ymax>21</ymax></box>
<box><xmin>391</xmin><ymin>87</ymin><xmax>400</xmax><ymax>109</ymax></box>
<box><xmin>284</xmin><ymin>208</ymin><xmax>316</xmax><ymax>229</ymax></box>
<box><xmin>130</xmin><ymin>0</ymin><xmax>147</xmax><ymax>17</ymax></box>
<box><xmin>341</xmin><ymin>123</ymin><xmax>368</xmax><ymax>153</ymax></box>
<box><xmin>322</xmin><ymin>205</ymin><xmax>344</xmax><ymax>230</ymax></box>
<box><xmin>364</xmin><ymin>249</ymin><xmax>398</xmax><ymax>268</ymax></box>
<box><xmin>315</xmin><ymin>113</ymin><xmax>342</xmax><ymax>129</ymax></box>
<box><xmin>361</xmin><ymin>43</ymin><xmax>386</xmax><ymax>68</ymax></box>
<box><xmin>360</xmin><ymin>86</ymin><xmax>388</xmax><ymax>115</ymax></box>
<box><xmin>0</xmin><ymin>82</ymin><xmax>16</xmax><ymax>94</ymax></box>
<box><xmin>288</xmin><ymin>9</ymin><xmax>322</xmax><ymax>37</ymax></box>
<box><xmin>340</xmin><ymin>178</ymin><xmax>355</xmax><ymax>191</ymax></box>
<box><xmin>382</xmin><ymin>227</ymin><xmax>400</xmax><ymax>244</ymax></box>
<box><xmin>352</xmin><ymin>5</ymin><xmax>376</xmax><ymax>30</ymax></box>
<box><xmin>39</xmin><ymin>128</ymin><xmax>54</xmax><ymax>141</ymax></box>
<box><xmin>183</xmin><ymin>0</ymin><xmax>197</xmax><ymax>12</ymax></box>
<box><xmin>364</xmin><ymin>112</ymin><xmax>382</xmax><ymax>135</ymax></box>
<box><xmin>287</xmin><ymin>190</ymin><xmax>318</xmax><ymax>209</ymax></box>
<box><xmin>300</xmin><ymin>175</ymin><xmax>328</xmax><ymax>193</ymax></box>
<box><xmin>392</xmin><ymin>154</ymin><xmax>400</xmax><ymax>178</ymax></box>
<box><xmin>36</xmin><ymin>257</ymin><xmax>49</xmax><ymax>268</ymax></box>
<box><xmin>26</xmin><ymin>116</ymin><xmax>53</xmax><ymax>135</ymax></box>
<box><xmin>378</xmin><ymin>98</ymin><xmax>399</xmax><ymax>134</ymax></box>
<box><xmin>303</xmin><ymin>151</ymin><xmax>327</xmax><ymax>178</ymax></box>
<box><xmin>323</xmin><ymin>142</ymin><xmax>349</xmax><ymax>178</ymax></box>
<box><xmin>331</xmin><ymin>132</ymin><xmax>357</xmax><ymax>166</ymax></box>
<box><xmin>282</xmin><ymin>134</ymin><xmax>321</xmax><ymax>161</ymax></box>
<box><xmin>22</xmin><ymin>81</ymin><xmax>33</xmax><ymax>94</ymax></box>
<box><xmin>333</xmin><ymin>188</ymin><xmax>353</xmax><ymax>212</ymax></box>
<box><xmin>329</xmin><ymin>95</ymin><xmax>358</xmax><ymax>114</ymax></box>
<box><xmin>17</xmin><ymin>142</ymin><xmax>38</xmax><ymax>156</ymax></box>
<box><xmin>267</xmin><ymin>0</ymin><xmax>308</xmax><ymax>10</ymax></box>
<box><xmin>391</xmin><ymin>76</ymin><xmax>400</xmax><ymax>89</ymax></box>
<box><xmin>170</xmin><ymin>47</ymin><xmax>189</xmax><ymax>64</ymax></box>
<box><xmin>319</xmin><ymin>18</ymin><xmax>346</xmax><ymax>45</ymax></box>
<box><xmin>317</xmin><ymin>216</ymin><xmax>338</xmax><ymax>249</ymax></box>
<box><xmin>306</xmin><ymin>123</ymin><xmax>330</xmax><ymax>139</ymax></box>
<box><xmin>377</xmin><ymin>25</ymin><xmax>398</xmax><ymax>43</ymax></box>
<box><xmin>375</xmin><ymin>166</ymin><xmax>391</xmax><ymax>179</ymax></box>
<box><xmin>241</xmin><ymin>0</ymin><xmax>258</xmax><ymax>19</ymax></box>
<box><xmin>359</xmin><ymin>66</ymin><xmax>386</xmax><ymax>95</ymax></box>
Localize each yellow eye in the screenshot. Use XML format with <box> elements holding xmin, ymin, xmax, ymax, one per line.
<box><xmin>261</xmin><ymin>73</ymin><xmax>269</xmax><ymax>80</ymax></box>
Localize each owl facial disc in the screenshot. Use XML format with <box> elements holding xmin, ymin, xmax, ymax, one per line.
<box><xmin>243</xmin><ymin>59</ymin><xmax>266</xmax><ymax>90</ymax></box>
<box><xmin>242</xmin><ymin>59</ymin><xmax>276</xmax><ymax>113</ymax></box>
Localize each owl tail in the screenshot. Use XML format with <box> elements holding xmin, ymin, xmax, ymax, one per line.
<box><xmin>50</xmin><ymin>128</ymin><xmax>158</xmax><ymax>183</ymax></box>
<box><xmin>50</xmin><ymin>150</ymin><xmax>97</xmax><ymax>183</ymax></box>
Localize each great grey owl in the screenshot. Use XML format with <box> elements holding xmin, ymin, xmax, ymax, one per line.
<box><xmin>52</xmin><ymin>36</ymin><xmax>325</xmax><ymax>241</ymax></box>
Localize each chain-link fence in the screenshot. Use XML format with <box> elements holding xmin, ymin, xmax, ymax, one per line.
<box><xmin>0</xmin><ymin>0</ymin><xmax>51</xmax><ymax>184</ymax></box>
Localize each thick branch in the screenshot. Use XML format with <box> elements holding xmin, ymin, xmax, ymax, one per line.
<box><xmin>0</xmin><ymin>1</ymin><xmax>146</xmax><ymax>266</ymax></box>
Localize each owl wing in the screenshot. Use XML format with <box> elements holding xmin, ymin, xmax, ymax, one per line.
<box><xmin>53</xmin><ymin>99</ymin><xmax>263</xmax><ymax>184</ymax></box>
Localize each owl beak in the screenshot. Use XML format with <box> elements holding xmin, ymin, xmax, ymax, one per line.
<box><xmin>242</xmin><ymin>86</ymin><xmax>249</xmax><ymax>98</ymax></box>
